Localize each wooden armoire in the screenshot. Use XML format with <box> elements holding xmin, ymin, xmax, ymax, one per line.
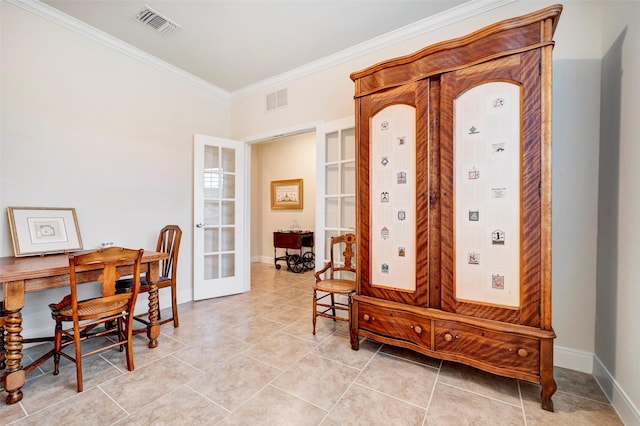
<box><xmin>350</xmin><ymin>5</ymin><xmax>562</xmax><ymax>411</ymax></box>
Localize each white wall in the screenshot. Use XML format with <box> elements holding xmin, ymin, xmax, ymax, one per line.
<box><xmin>1</xmin><ymin>2</ymin><xmax>231</xmax><ymax>336</ymax></box>
<box><xmin>250</xmin><ymin>133</ymin><xmax>316</xmax><ymax>263</ymax></box>
<box><xmin>595</xmin><ymin>1</ymin><xmax>640</xmax><ymax>422</ymax></box>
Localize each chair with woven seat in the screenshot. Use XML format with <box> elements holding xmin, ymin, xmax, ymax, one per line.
<box><xmin>312</xmin><ymin>233</ymin><xmax>356</xmax><ymax>335</ymax></box>
<box><xmin>116</xmin><ymin>225</ymin><xmax>182</xmax><ymax>331</ymax></box>
<box><xmin>49</xmin><ymin>246</ymin><xmax>143</xmax><ymax>392</ymax></box>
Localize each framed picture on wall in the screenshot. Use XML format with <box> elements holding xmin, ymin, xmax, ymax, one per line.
<box><xmin>7</xmin><ymin>207</ymin><xmax>83</xmax><ymax>257</ymax></box>
<box><xmin>271</xmin><ymin>179</ymin><xmax>303</xmax><ymax>210</ymax></box>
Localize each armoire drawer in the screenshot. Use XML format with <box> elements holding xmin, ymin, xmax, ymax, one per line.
<box><xmin>358</xmin><ymin>303</ymin><xmax>431</xmax><ymax>349</ymax></box>
<box><xmin>434</xmin><ymin>320</ymin><xmax>540</xmax><ymax>376</ymax></box>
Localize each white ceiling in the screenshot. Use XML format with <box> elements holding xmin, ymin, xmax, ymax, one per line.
<box><xmin>42</xmin><ymin>0</ymin><xmax>468</xmax><ymax>93</ymax></box>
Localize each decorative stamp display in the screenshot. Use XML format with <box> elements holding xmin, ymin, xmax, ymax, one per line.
<box><xmin>381</xmin><ymin>156</ymin><xmax>389</xmax><ymax>166</ymax></box>
<box><xmin>397</xmin><ymin>136</ymin><xmax>406</xmax><ymax>145</ymax></box>
<box><xmin>492</xmin><ymin>274</ymin><xmax>505</xmax><ymax>289</ymax></box>
<box><xmin>468</xmin><ymin>126</ymin><xmax>480</xmax><ymax>135</ymax></box>
<box><xmin>397</xmin><ymin>210</ymin><xmax>406</xmax><ymax>221</ymax></box>
<box><xmin>469</xmin><ymin>210</ymin><xmax>479</xmax><ymax>221</ymax></box>
<box><xmin>398</xmin><ymin>247</ymin><xmax>406</xmax><ymax>257</ymax></box>
<box><xmin>492</xmin><ymin>143</ymin><xmax>505</xmax><ymax>153</ymax></box>
<box><xmin>491</xmin><ymin>187</ymin><xmax>506</xmax><ymax>198</ymax></box>
<box><xmin>381</xmin><ymin>121</ymin><xmax>389</xmax><ymax>131</ymax></box>
<box><xmin>381</xmin><ymin>263</ymin><xmax>389</xmax><ymax>274</ymax></box>
<box><xmin>492</xmin><ymin>229</ymin><xmax>505</xmax><ymax>245</ymax></box>
<box><xmin>468</xmin><ymin>168</ymin><xmax>480</xmax><ymax>180</ymax></box>
<box><xmin>468</xmin><ymin>252</ymin><xmax>480</xmax><ymax>265</ymax></box>
<box><xmin>397</xmin><ymin>171</ymin><xmax>407</xmax><ymax>184</ymax></box>
<box><xmin>381</xmin><ymin>226</ymin><xmax>390</xmax><ymax>240</ymax></box>
<box><xmin>492</xmin><ymin>97</ymin><xmax>505</xmax><ymax>108</ymax></box>
<box><xmin>381</xmin><ymin>191</ymin><xmax>390</xmax><ymax>203</ymax></box>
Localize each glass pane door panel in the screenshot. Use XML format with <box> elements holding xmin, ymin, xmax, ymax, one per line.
<box><xmin>326</xmin><ymin>131</ymin><xmax>339</xmax><ymax>162</ymax></box>
<box><xmin>341</xmin><ymin>197</ymin><xmax>356</xmax><ymax>229</ymax></box>
<box><xmin>205</xmin><ymin>255</ymin><xmax>219</xmax><ymax>280</ymax></box>
<box><xmin>324</xmin><ymin>230</ymin><xmax>338</xmax><ymax>259</ymax></box>
<box><xmin>221</xmin><ymin>227</ymin><xmax>235</xmax><ymax>251</ymax></box>
<box><xmin>205</xmin><ymin>228</ymin><xmax>219</xmax><ymax>253</ymax></box>
<box><xmin>341</xmin><ymin>161</ymin><xmax>356</xmax><ymax>193</ymax></box>
<box><xmin>221</xmin><ymin>253</ymin><xmax>235</xmax><ymax>278</ymax></box>
<box><xmin>341</xmin><ymin>128</ymin><xmax>356</xmax><ymax>159</ymax></box>
<box><xmin>204</xmin><ymin>201</ymin><xmax>220</xmax><ymax>224</ymax></box>
<box><xmin>222</xmin><ymin>148</ymin><xmax>236</xmax><ymax>172</ymax></box>
<box><xmin>222</xmin><ymin>174</ymin><xmax>236</xmax><ymax>198</ymax></box>
<box><xmin>325</xmin><ymin>165</ymin><xmax>339</xmax><ymax>195</ymax></box>
<box><xmin>325</xmin><ymin>198</ymin><xmax>339</xmax><ymax>228</ymax></box>
<box><xmin>222</xmin><ymin>201</ymin><xmax>235</xmax><ymax>225</ymax></box>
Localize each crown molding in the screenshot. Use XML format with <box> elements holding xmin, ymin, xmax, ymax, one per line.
<box><xmin>230</xmin><ymin>0</ymin><xmax>515</xmax><ymax>99</ymax></box>
<box><xmin>6</xmin><ymin>0</ymin><xmax>231</xmax><ymax>101</ymax></box>
<box><xmin>8</xmin><ymin>0</ymin><xmax>514</xmax><ymax>102</ymax></box>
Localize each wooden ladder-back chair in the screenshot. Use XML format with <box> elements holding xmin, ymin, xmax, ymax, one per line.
<box><xmin>312</xmin><ymin>233</ymin><xmax>357</xmax><ymax>335</ymax></box>
<box><xmin>116</xmin><ymin>225</ymin><xmax>182</xmax><ymax>330</ymax></box>
<box><xmin>49</xmin><ymin>246</ymin><xmax>143</xmax><ymax>392</ymax></box>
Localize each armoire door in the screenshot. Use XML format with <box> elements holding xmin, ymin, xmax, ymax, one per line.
<box><xmin>439</xmin><ymin>51</ymin><xmax>543</xmax><ymax>326</ymax></box>
<box><xmin>356</xmin><ymin>80</ymin><xmax>436</xmax><ymax>307</ymax></box>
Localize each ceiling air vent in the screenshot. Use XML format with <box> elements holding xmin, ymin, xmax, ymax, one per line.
<box><xmin>266</xmin><ymin>89</ymin><xmax>288</xmax><ymax>112</ymax></box>
<box><xmin>135</xmin><ymin>5</ymin><xmax>181</xmax><ymax>37</ymax></box>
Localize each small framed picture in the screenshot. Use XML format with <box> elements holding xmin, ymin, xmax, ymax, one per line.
<box><xmin>7</xmin><ymin>207</ymin><xmax>83</xmax><ymax>257</ymax></box>
<box><xmin>271</xmin><ymin>179</ymin><xmax>303</xmax><ymax>210</ymax></box>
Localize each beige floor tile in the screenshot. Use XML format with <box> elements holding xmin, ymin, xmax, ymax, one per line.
<box><xmin>258</xmin><ymin>305</ymin><xmax>308</xmax><ymax>325</ymax></box>
<box><xmin>12</xmin><ymin>387</ymin><xmax>127</xmax><ymax>426</ymax></box>
<box><xmin>245</xmin><ymin>332</ymin><xmax>317</xmax><ymax>370</ymax></box>
<box><xmin>223</xmin><ymin>316</ymin><xmax>287</xmax><ymax>344</ymax></box>
<box><xmin>379</xmin><ymin>344</ymin><xmax>442</xmax><ymax>368</ymax></box>
<box><xmin>100</xmin><ymin>355</ymin><xmax>200</xmax><ymax>413</ymax></box>
<box><xmin>0</xmin><ymin>399</ymin><xmax>27</xmax><ymax>425</ymax></box>
<box><xmin>313</xmin><ymin>334</ymin><xmax>380</xmax><ymax>370</ymax></box>
<box><xmin>521</xmin><ymin>382</ymin><xmax>623</xmax><ymax>425</ymax></box>
<box><xmin>323</xmin><ymin>382</ymin><xmax>425</xmax><ymax>426</ymax></box>
<box><xmin>553</xmin><ymin>366</ymin><xmax>610</xmax><ymax>403</ymax></box>
<box><xmin>272</xmin><ymin>353</ymin><xmax>360</xmax><ymax>410</ymax></box>
<box><xmin>356</xmin><ymin>352</ymin><xmax>438</xmax><ymax>408</ymax></box>
<box><xmin>438</xmin><ymin>360</ymin><xmax>521</xmax><ymax>406</ymax></box>
<box><xmin>114</xmin><ymin>386</ymin><xmax>229</xmax><ymax>425</ymax></box>
<box><xmin>219</xmin><ymin>384</ymin><xmax>327</xmax><ymax>426</ymax></box>
<box><xmin>426</xmin><ymin>382</ymin><xmax>525</xmax><ymax>425</ymax></box>
<box><xmin>187</xmin><ymin>354</ymin><xmax>281</xmax><ymax>411</ymax></box>
<box><xmin>18</xmin><ymin>355</ymin><xmax>122</xmax><ymax>414</ymax></box>
<box><xmin>172</xmin><ymin>333</ymin><xmax>251</xmax><ymax>372</ymax></box>
<box><xmin>281</xmin><ymin>316</ymin><xmax>344</xmax><ymax>343</ymax></box>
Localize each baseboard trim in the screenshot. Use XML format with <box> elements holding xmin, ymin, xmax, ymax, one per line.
<box><xmin>554</xmin><ymin>345</ymin><xmax>594</xmax><ymax>373</ymax></box>
<box><xmin>593</xmin><ymin>356</ymin><xmax>640</xmax><ymax>425</ymax></box>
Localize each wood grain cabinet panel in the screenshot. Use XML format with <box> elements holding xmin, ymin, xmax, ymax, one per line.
<box><xmin>350</xmin><ymin>5</ymin><xmax>562</xmax><ymax>412</ymax></box>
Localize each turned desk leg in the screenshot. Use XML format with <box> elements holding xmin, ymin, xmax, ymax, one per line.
<box><xmin>3</xmin><ymin>310</ymin><xmax>25</xmax><ymax>404</ymax></box>
<box><xmin>349</xmin><ymin>295</ymin><xmax>359</xmax><ymax>351</ymax></box>
<box><xmin>146</xmin><ymin>261</ymin><xmax>160</xmax><ymax>348</ymax></box>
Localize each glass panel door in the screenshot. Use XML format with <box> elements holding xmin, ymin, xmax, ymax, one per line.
<box><xmin>194</xmin><ymin>134</ymin><xmax>247</xmax><ymax>300</ymax></box>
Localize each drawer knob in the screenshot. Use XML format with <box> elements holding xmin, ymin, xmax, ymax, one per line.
<box><xmin>363</xmin><ymin>314</ymin><xmax>371</xmax><ymax>321</ymax></box>
<box><xmin>517</xmin><ymin>348</ymin><xmax>528</xmax><ymax>357</ymax></box>
<box><xmin>413</xmin><ymin>325</ymin><xmax>422</xmax><ymax>334</ymax></box>
<box><xmin>444</xmin><ymin>333</ymin><xmax>453</xmax><ymax>342</ymax></box>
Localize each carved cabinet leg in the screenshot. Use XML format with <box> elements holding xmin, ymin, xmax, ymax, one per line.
<box><xmin>540</xmin><ymin>338</ymin><xmax>557</xmax><ymax>411</ymax></box>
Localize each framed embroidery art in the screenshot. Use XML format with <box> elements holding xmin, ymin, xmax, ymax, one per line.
<box><xmin>7</xmin><ymin>207</ymin><xmax>83</xmax><ymax>257</ymax></box>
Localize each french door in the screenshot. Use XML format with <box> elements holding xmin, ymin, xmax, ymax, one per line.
<box><xmin>315</xmin><ymin>117</ymin><xmax>356</xmax><ymax>270</ymax></box>
<box><xmin>193</xmin><ymin>134</ymin><xmax>248</xmax><ymax>300</ymax></box>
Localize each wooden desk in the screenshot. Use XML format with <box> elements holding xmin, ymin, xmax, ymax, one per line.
<box><xmin>0</xmin><ymin>250</ymin><xmax>169</xmax><ymax>404</ymax></box>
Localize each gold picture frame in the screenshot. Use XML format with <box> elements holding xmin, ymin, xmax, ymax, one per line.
<box><xmin>7</xmin><ymin>207</ymin><xmax>83</xmax><ymax>257</ymax></box>
<box><xmin>271</xmin><ymin>179</ymin><xmax>303</xmax><ymax>210</ymax></box>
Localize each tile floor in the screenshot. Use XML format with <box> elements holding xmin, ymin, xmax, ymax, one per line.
<box><xmin>1</xmin><ymin>263</ymin><xmax>623</xmax><ymax>425</ymax></box>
